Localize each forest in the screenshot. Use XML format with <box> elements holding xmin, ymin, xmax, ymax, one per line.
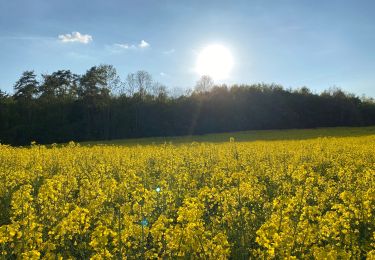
<box><xmin>1</xmin><ymin>64</ymin><xmax>375</xmax><ymax>145</ymax></box>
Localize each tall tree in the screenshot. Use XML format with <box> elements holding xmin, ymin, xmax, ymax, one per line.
<box><xmin>79</xmin><ymin>65</ymin><xmax>120</xmax><ymax>139</ymax></box>
<box><xmin>13</xmin><ymin>71</ymin><xmax>39</xmax><ymax>100</ymax></box>
<box><xmin>124</xmin><ymin>70</ymin><xmax>153</xmax><ymax>98</ymax></box>
<box><xmin>135</xmin><ymin>70</ymin><xmax>153</xmax><ymax>99</ymax></box>
<box><xmin>0</xmin><ymin>89</ymin><xmax>9</xmax><ymax>99</ymax></box>
<box><xmin>195</xmin><ymin>75</ymin><xmax>214</xmax><ymax>93</ymax></box>
<box><xmin>152</xmin><ymin>82</ymin><xmax>168</xmax><ymax>100</ymax></box>
<box><xmin>40</xmin><ymin>70</ymin><xmax>79</xmax><ymax>100</ymax></box>
<box><xmin>124</xmin><ymin>70</ymin><xmax>154</xmax><ymax>135</ymax></box>
<box><xmin>79</xmin><ymin>64</ymin><xmax>120</xmax><ymax>99</ymax></box>
<box><xmin>123</xmin><ymin>73</ymin><xmax>137</xmax><ymax>97</ymax></box>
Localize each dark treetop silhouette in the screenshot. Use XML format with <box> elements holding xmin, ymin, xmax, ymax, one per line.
<box><xmin>1</xmin><ymin>65</ymin><xmax>375</xmax><ymax>145</ymax></box>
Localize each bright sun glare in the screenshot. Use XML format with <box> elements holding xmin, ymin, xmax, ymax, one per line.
<box><xmin>196</xmin><ymin>44</ymin><xmax>234</xmax><ymax>81</ymax></box>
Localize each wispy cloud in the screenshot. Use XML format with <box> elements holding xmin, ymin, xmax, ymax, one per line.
<box><xmin>58</xmin><ymin>32</ymin><xmax>93</xmax><ymax>44</ymax></box>
<box><xmin>163</xmin><ymin>48</ymin><xmax>175</xmax><ymax>54</ymax></box>
<box><xmin>111</xmin><ymin>40</ymin><xmax>150</xmax><ymax>52</ymax></box>
<box><xmin>114</xmin><ymin>43</ymin><xmax>136</xmax><ymax>49</ymax></box>
<box><xmin>160</xmin><ymin>72</ymin><xmax>167</xmax><ymax>77</ymax></box>
<box><xmin>138</xmin><ymin>40</ymin><xmax>150</xmax><ymax>48</ymax></box>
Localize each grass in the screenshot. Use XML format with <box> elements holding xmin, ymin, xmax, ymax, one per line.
<box><xmin>82</xmin><ymin>126</ymin><xmax>375</xmax><ymax>146</ymax></box>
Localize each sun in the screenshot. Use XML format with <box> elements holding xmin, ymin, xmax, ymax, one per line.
<box><xmin>196</xmin><ymin>44</ymin><xmax>234</xmax><ymax>81</ymax></box>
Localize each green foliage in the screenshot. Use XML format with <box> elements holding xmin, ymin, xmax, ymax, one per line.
<box><xmin>39</xmin><ymin>70</ymin><xmax>79</xmax><ymax>100</ymax></box>
<box><xmin>13</xmin><ymin>71</ymin><xmax>39</xmax><ymax>100</ymax></box>
<box><xmin>0</xmin><ymin>65</ymin><xmax>375</xmax><ymax>145</ymax></box>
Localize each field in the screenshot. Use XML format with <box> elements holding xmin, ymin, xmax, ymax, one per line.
<box><xmin>1</xmin><ymin>127</ymin><xmax>375</xmax><ymax>259</ymax></box>
<box><xmin>84</xmin><ymin>126</ymin><xmax>375</xmax><ymax>146</ymax></box>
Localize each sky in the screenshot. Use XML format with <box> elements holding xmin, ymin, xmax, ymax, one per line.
<box><xmin>1</xmin><ymin>0</ymin><xmax>375</xmax><ymax>97</ymax></box>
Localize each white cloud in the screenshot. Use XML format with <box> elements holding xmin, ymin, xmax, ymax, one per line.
<box><xmin>159</xmin><ymin>72</ymin><xmax>171</xmax><ymax>78</ymax></box>
<box><xmin>114</xmin><ymin>43</ymin><xmax>136</xmax><ymax>49</ymax></box>
<box><xmin>58</xmin><ymin>32</ymin><xmax>92</xmax><ymax>44</ymax></box>
<box><xmin>163</xmin><ymin>49</ymin><xmax>175</xmax><ymax>54</ymax></box>
<box><xmin>138</xmin><ymin>40</ymin><xmax>150</xmax><ymax>48</ymax></box>
<box><xmin>111</xmin><ymin>40</ymin><xmax>150</xmax><ymax>52</ymax></box>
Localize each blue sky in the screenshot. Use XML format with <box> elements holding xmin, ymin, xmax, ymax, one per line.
<box><xmin>1</xmin><ymin>0</ymin><xmax>375</xmax><ymax>96</ymax></box>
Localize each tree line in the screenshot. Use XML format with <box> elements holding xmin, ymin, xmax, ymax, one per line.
<box><xmin>1</xmin><ymin>64</ymin><xmax>374</xmax><ymax>145</ymax></box>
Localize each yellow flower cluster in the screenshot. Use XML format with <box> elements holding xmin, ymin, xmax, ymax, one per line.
<box><xmin>0</xmin><ymin>136</ymin><xmax>374</xmax><ymax>258</ymax></box>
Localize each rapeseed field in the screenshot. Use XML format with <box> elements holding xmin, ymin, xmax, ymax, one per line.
<box><xmin>0</xmin><ymin>134</ymin><xmax>374</xmax><ymax>258</ymax></box>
